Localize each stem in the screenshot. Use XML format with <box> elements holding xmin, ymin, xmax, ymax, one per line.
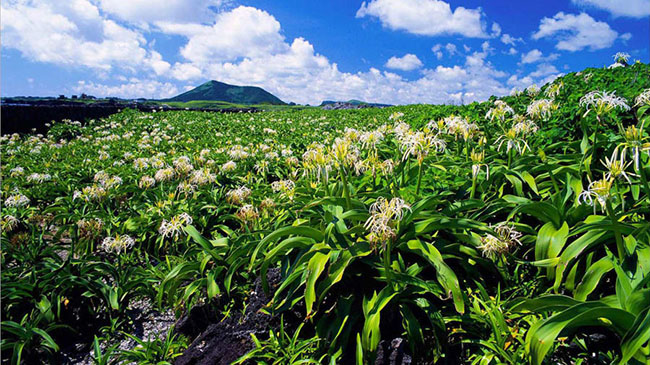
<box><xmin>415</xmin><ymin>162</ymin><xmax>424</xmax><ymax>196</ymax></box>
<box><xmin>614</xmin><ymin>180</ymin><xmax>625</xmax><ymax>213</ymax></box>
<box><xmin>547</xmin><ymin>164</ymin><xmax>560</xmax><ymax>195</ymax></box>
<box><xmin>339</xmin><ymin>166</ymin><xmax>351</xmax><ymax>210</ymax></box>
<box><xmin>507</xmin><ymin>149</ymin><xmax>513</xmax><ymax>169</ymax></box>
<box><xmin>588</xmin><ymin>116</ymin><xmax>601</xmax><ymax>178</ymax></box>
<box><xmin>638</xmin><ymin>164</ymin><xmax>650</xmax><ymax>202</ymax></box>
<box><xmin>470</xmin><ymin>175</ymin><xmax>477</xmax><ymax>199</ymax></box>
<box><xmin>383</xmin><ymin>240</ymin><xmax>392</xmax><ymax>288</ymax></box>
<box><xmin>606</xmin><ymin>200</ymin><xmax>625</xmax><ymax>261</ymax></box>
<box><xmin>322</xmin><ymin>170</ymin><xmax>330</xmax><ymax>196</ymax></box>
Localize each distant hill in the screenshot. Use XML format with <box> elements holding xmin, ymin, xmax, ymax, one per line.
<box><xmin>320</xmin><ymin>99</ymin><xmax>392</xmax><ymax>110</ymax></box>
<box><xmin>167</xmin><ymin>80</ymin><xmax>285</xmax><ymax>105</ymax></box>
<box><xmin>320</xmin><ymin>99</ymin><xmax>392</xmax><ymax>108</ymax></box>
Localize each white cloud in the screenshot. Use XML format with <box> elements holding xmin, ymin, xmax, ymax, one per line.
<box><xmin>529</xmin><ymin>63</ymin><xmax>560</xmax><ymax>78</ymax></box>
<box><xmin>491</xmin><ymin>23</ymin><xmax>502</xmax><ymax>37</ymax></box>
<box><xmin>74</xmin><ymin>79</ymin><xmax>180</xmax><ymax>99</ymax></box>
<box><xmin>532</xmin><ymin>12</ymin><xmax>619</xmax><ymax>51</ymax></box>
<box><xmin>3</xmin><ymin>2</ymin><xmax>557</xmax><ymax>105</ymax></box>
<box><xmin>445</xmin><ymin>43</ymin><xmax>458</xmax><ymax>55</ymax></box>
<box><xmin>507</xmin><ymin>48</ymin><xmax>518</xmax><ymax>55</ymax></box>
<box><xmin>156</xmin><ymin>6</ymin><xmax>287</xmax><ymax>64</ymax></box>
<box><xmin>356</xmin><ymin>0</ymin><xmax>487</xmax><ymax>38</ymax></box>
<box><xmin>521</xmin><ymin>49</ymin><xmax>543</xmax><ymax>63</ymax></box>
<box><xmin>520</xmin><ymin>49</ymin><xmax>559</xmax><ymax>64</ymax></box>
<box><xmin>385</xmin><ymin>54</ymin><xmax>423</xmax><ymax>71</ymax></box>
<box><xmin>432</xmin><ymin>43</ymin><xmax>458</xmax><ymax>59</ymax></box>
<box><xmin>571</xmin><ymin>0</ymin><xmax>650</xmax><ymax>18</ymax></box>
<box><xmin>432</xmin><ymin>44</ymin><xmax>443</xmax><ymax>59</ymax></box>
<box><xmin>1</xmin><ymin>0</ymin><xmax>168</xmax><ymax>73</ymax></box>
<box><xmin>500</xmin><ymin>34</ymin><xmax>523</xmax><ymax>46</ymax></box>
<box><xmin>97</xmin><ymin>0</ymin><xmax>224</xmax><ymax>25</ymax></box>
<box><xmin>170</xmin><ymin>63</ymin><xmax>203</xmax><ymax>81</ymax></box>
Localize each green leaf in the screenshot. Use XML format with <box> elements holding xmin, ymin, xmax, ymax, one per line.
<box><xmin>526</xmin><ymin>303</ymin><xmax>635</xmax><ymax>365</ymax></box>
<box><xmin>620</xmin><ymin>308</ymin><xmax>650</xmax><ymax>364</ymax></box>
<box><xmin>404</xmin><ymin>240</ymin><xmax>464</xmax><ymax>313</ymax></box>
<box><xmin>207</xmin><ymin>271</ymin><xmax>219</xmax><ymax>299</ymax></box>
<box><xmin>362</xmin><ymin>287</ymin><xmax>398</xmax><ymax>352</ymax></box>
<box><xmin>305</xmin><ymin>251</ymin><xmax>331</xmax><ymax>317</ymax></box>
<box><xmin>573</xmin><ymin>257</ymin><xmax>613</xmax><ymax>301</ymax></box>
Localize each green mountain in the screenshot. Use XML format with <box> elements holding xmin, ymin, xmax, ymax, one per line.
<box><xmin>167</xmin><ymin>80</ymin><xmax>285</xmax><ymax>105</ymax></box>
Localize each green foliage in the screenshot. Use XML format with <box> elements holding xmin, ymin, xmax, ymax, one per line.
<box><xmin>2</xmin><ymin>62</ymin><xmax>650</xmax><ymax>364</ymax></box>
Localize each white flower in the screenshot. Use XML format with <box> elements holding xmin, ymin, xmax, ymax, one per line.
<box><xmin>512</xmin><ymin>117</ymin><xmax>539</xmax><ymax>135</ymax></box>
<box><xmin>177</xmin><ymin>181</ymin><xmax>197</xmax><ymax>195</ymax></box>
<box><xmin>1</xmin><ymin>215</ymin><xmax>19</xmax><ymax>232</ymax></box>
<box><xmin>154</xmin><ymin>168</ymin><xmax>176</xmax><ymax>182</ymax></box>
<box><xmin>527</xmin><ymin>99</ymin><xmax>557</xmax><ymax>120</ymax></box>
<box><xmin>139</xmin><ymin>176</ymin><xmax>156</xmax><ymax>189</ymax></box>
<box><xmin>100</xmin><ymin>234</ymin><xmax>135</xmax><ymax>254</ymax></box>
<box><xmin>27</xmin><ymin>173</ymin><xmax>52</xmax><ymax>183</ymax></box>
<box><xmin>526</xmin><ymin>84</ymin><xmax>540</xmax><ymax>96</ymax></box>
<box><xmin>271</xmin><ymin>180</ymin><xmax>296</xmax><ymax>200</ymax></box>
<box><xmin>635</xmin><ymin>89</ymin><xmax>650</xmax><ymax>107</ymax></box>
<box><xmin>133</xmin><ymin>158</ymin><xmax>149</xmax><ymax>171</ymax></box>
<box><xmin>619</xmin><ymin>121</ymin><xmax>650</xmax><ymax>170</ymax></box>
<box><xmin>578</xmin><ymin>175</ymin><xmax>614</xmax><ymax>213</ymax></box>
<box><xmin>486</xmin><ymin>101</ymin><xmax>514</xmax><ymax>123</ymax></box>
<box><xmin>226</xmin><ymin>186</ymin><xmax>251</xmax><ymax>205</ymax></box>
<box><xmin>360</xmin><ymin>130</ymin><xmax>384</xmax><ymax>150</ymax></box>
<box><xmin>613</xmin><ymin>52</ymin><xmax>630</xmax><ymax>64</ymax></box>
<box><xmin>496</xmin><ymin>128</ymin><xmax>530</xmax><ymax>155</ymax></box>
<box><xmin>601</xmin><ymin>148</ymin><xmax>636</xmax><ymax>185</ymax></box>
<box><xmin>4</xmin><ymin>194</ymin><xmax>30</xmax><ymax>208</ymax></box>
<box><xmin>580</xmin><ymin>90</ymin><xmax>630</xmax><ymax>117</ymax></box>
<box><xmin>189</xmin><ymin>169</ymin><xmax>216</xmax><ymax>186</ymax></box>
<box><xmin>236</xmin><ymin>204</ymin><xmax>259</xmax><ymax>224</ymax></box>
<box><xmin>221</xmin><ymin>161</ymin><xmax>237</xmax><ymax>172</ymax></box>
<box><xmin>364</xmin><ymin>197</ymin><xmax>411</xmax><ymax>250</ymax></box>
<box><xmin>159</xmin><ymin>213</ymin><xmax>193</xmax><ymax>240</ymax></box>
<box><xmin>10</xmin><ymin>167</ymin><xmax>24</xmax><ymax>177</ymax></box>
<box><xmin>477</xmin><ymin>222</ymin><xmax>522</xmax><ymax>258</ymax></box>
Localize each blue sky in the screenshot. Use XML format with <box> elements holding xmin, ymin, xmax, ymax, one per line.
<box><xmin>2</xmin><ymin>0</ymin><xmax>648</xmax><ymax>105</ymax></box>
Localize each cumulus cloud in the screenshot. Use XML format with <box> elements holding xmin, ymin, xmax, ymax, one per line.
<box><xmin>356</xmin><ymin>0</ymin><xmax>488</xmax><ymax>38</ymax></box>
<box><xmin>520</xmin><ymin>49</ymin><xmax>559</xmax><ymax>64</ymax></box>
<box><xmin>1</xmin><ymin>0</ymin><xmax>168</xmax><ymax>73</ymax></box>
<box><xmin>156</xmin><ymin>6</ymin><xmax>286</xmax><ymax>64</ymax></box>
<box><xmin>385</xmin><ymin>54</ymin><xmax>424</xmax><ymax>71</ymax></box>
<box><xmin>500</xmin><ymin>34</ymin><xmax>523</xmax><ymax>46</ymax></box>
<box><xmin>571</xmin><ymin>0</ymin><xmax>650</xmax><ymax>18</ymax></box>
<box><xmin>532</xmin><ymin>12</ymin><xmax>619</xmax><ymax>51</ymax></box>
<box><xmin>97</xmin><ymin>0</ymin><xmax>225</xmax><ymax>25</ymax></box>
<box><xmin>432</xmin><ymin>43</ymin><xmax>459</xmax><ymax>59</ymax></box>
<box><xmin>74</xmin><ymin>79</ymin><xmax>180</xmax><ymax>99</ymax></box>
<box><xmin>2</xmin><ymin>1</ymin><xmax>558</xmax><ymax>105</ymax></box>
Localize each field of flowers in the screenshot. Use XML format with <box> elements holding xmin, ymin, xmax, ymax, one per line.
<box><xmin>2</xmin><ymin>60</ymin><xmax>650</xmax><ymax>364</ymax></box>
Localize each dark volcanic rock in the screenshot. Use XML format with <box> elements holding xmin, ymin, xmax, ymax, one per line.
<box><xmin>375</xmin><ymin>338</ymin><xmax>412</xmax><ymax>365</ymax></box>
<box><xmin>174</xmin><ymin>268</ymin><xmax>287</xmax><ymax>365</ymax></box>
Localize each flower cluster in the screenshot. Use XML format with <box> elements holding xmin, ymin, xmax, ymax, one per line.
<box><xmin>226</xmin><ymin>186</ymin><xmax>252</xmax><ymax>205</ymax></box>
<box><xmin>580</xmin><ymin>91</ymin><xmax>630</xmax><ymax>117</ymax></box>
<box><xmin>578</xmin><ymin>175</ymin><xmax>614</xmax><ymax>212</ymax></box>
<box><xmin>477</xmin><ymin>223</ymin><xmax>523</xmax><ymax>258</ymax></box>
<box><xmin>5</xmin><ymin>194</ymin><xmax>30</xmax><ymax>208</ymax></box>
<box><xmin>527</xmin><ymin>99</ymin><xmax>558</xmax><ymax>121</ymax></box>
<box><xmin>100</xmin><ymin>234</ymin><xmax>135</xmax><ymax>254</ymax></box>
<box><xmin>159</xmin><ymin>213</ymin><xmax>193</xmax><ymax>240</ymax></box>
<box><xmin>271</xmin><ymin>179</ymin><xmax>296</xmax><ymax>200</ymax></box>
<box><xmin>364</xmin><ymin>197</ymin><xmax>410</xmax><ymax>250</ymax></box>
